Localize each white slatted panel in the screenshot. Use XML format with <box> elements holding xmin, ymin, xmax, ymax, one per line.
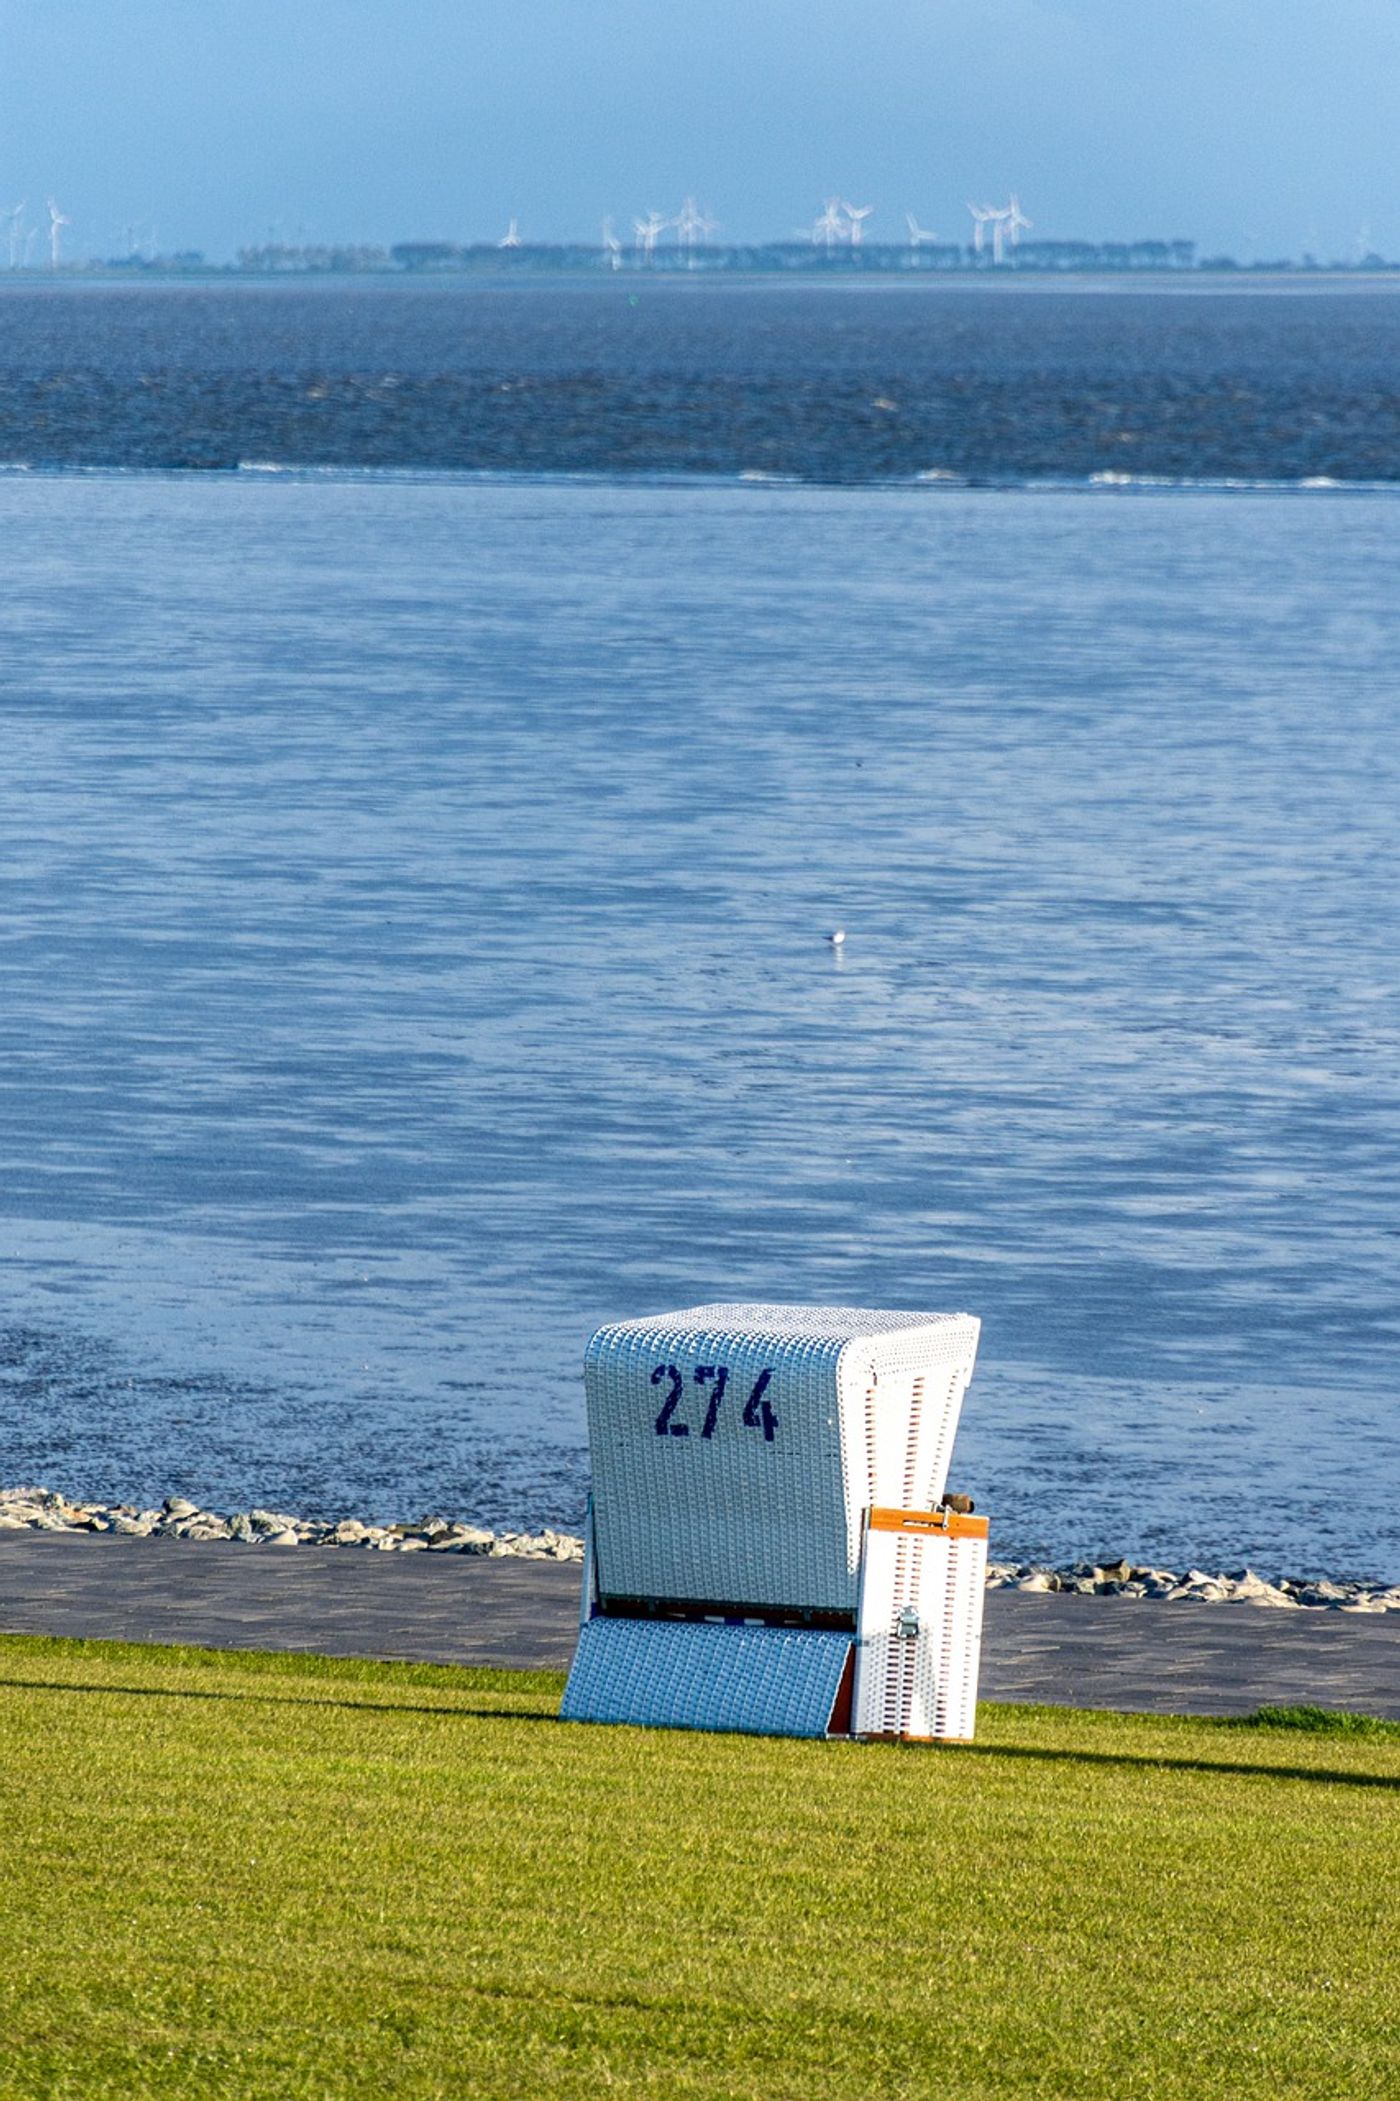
<box><xmin>852</xmin><ymin>1522</ymin><xmax>988</xmax><ymax>1742</ymax></box>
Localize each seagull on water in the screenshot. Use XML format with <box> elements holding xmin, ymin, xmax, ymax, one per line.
<box><xmin>827</xmin><ymin>929</ymin><xmax>846</xmax><ymax>947</ymax></box>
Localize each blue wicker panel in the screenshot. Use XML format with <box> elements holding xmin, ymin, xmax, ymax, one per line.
<box><xmin>585</xmin><ymin>1315</ymin><xmax>851</xmax><ymax>1610</ymax></box>
<box><xmin>560</xmin><ymin>1617</ymin><xmax>852</xmax><ymax>1739</ymax></box>
<box><xmin>583</xmin><ymin>1304</ymin><xmax>979</xmax><ymax>1614</ymax></box>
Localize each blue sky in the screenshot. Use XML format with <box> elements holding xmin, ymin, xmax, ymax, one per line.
<box><xmin>2</xmin><ymin>1</ymin><xmax>1398</xmax><ymax>260</ymax></box>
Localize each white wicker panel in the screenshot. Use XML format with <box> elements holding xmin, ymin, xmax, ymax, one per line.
<box><xmin>852</xmin><ymin>1523</ymin><xmax>987</xmax><ymax>1741</ymax></box>
<box><xmin>832</xmin><ymin>1315</ymin><xmax>980</xmax><ymax>1554</ymax></box>
<box><xmin>642</xmin><ymin>1303</ymin><xmax>972</xmax><ymax>1345</ymax></box>
<box><xmin>586</xmin><ymin>1304</ymin><xmax>979</xmax><ymax>1614</ymax></box>
<box><xmin>902</xmin><ymin>1349</ymin><xmax>979</xmax><ymax>1509</ymax></box>
<box><xmin>561</xmin><ymin>1617</ymin><xmax>852</xmax><ymax>1738</ymax></box>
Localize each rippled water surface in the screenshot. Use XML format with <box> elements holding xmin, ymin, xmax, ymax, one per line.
<box><xmin>2</xmin><ymin>471</ymin><xmax>1397</xmax><ymax>1578</ymax></box>
<box><xmin>5</xmin><ymin>277</ymin><xmax>1400</xmax><ymax>481</ymax></box>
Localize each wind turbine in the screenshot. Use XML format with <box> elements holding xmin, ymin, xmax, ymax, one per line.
<box><xmin>5</xmin><ymin>203</ymin><xmax>24</xmax><ymax>270</ymax></box>
<box><xmin>1005</xmin><ymin>194</ymin><xmax>1032</xmax><ymax>248</ymax></box>
<box><xmin>812</xmin><ymin>197</ymin><xmax>846</xmax><ymax>249</ymax></box>
<box><xmin>47</xmin><ymin>198</ymin><xmax>70</xmax><ymax>270</ymax></box>
<box><xmin>498</xmin><ymin>218</ymin><xmax>522</xmax><ymax>249</ymax></box>
<box><xmin>632</xmin><ymin>209</ymin><xmax>671</xmax><ymax>262</ymax></box>
<box><xmin>675</xmin><ymin>196</ymin><xmax>702</xmax><ymax>265</ymax></box>
<box><xmin>905</xmin><ymin>212</ymin><xmax>938</xmax><ymax>247</ymax></box>
<box><xmin>601</xmin><ymin>216</ymin><xmax>623</xmax><ymax>270</ymax></box>
<box><xmin>674</xmin><ymin>196</ymin><xmax>717</xmax><ymax>266</ymax></box>
<box><xmin>842</xmin><ymin>201</ymin><xmax>873</xmax><ymax>246</ymax></box>
<box><xmin>970</xmin><ymin>202</ymin><xmax>1013</xmax><ymax>264</ymax></box>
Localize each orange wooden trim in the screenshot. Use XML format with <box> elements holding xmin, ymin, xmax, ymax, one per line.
<box><xmin>867</xmin><ymin>1505</ymin><xmax>989</xmax><ymax>1541</ymax></box>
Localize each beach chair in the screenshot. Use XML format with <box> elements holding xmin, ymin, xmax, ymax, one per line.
<box><xmin>561</xmin><ymin>1303</ymin><xmax>987</xmax><ymax>1742</ymax></box>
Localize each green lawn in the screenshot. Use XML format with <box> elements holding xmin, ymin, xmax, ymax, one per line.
<box><xmin>0</xmin><ymin>1634</ymin><xmax>1395</xmax><ymax>2099</ymax></box>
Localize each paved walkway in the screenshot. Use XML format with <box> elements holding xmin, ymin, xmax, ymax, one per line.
<box><xmin>2</xmin><ymin>1533</ymin><xmax>1397</xmax><ymax>1718</ymax></box>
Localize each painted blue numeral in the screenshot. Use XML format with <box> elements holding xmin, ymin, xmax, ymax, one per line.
<box><xmin>651</xmin><ymin>1364</ymin><xmax>688</xmax><ymax>1436</ymax></box>
<box><xmin>695</xmin><ymin>1365</ymin><xmax>728</xmax><ymax>1439</ymax></box>
<box><xmin>651</xmin><ymin>1363</ymin><xmax>775</xmax><ymax>1440</ymax></box>
<box><xmin>742</xmin><ymin>1368</ymin><xmax>779</xmax><ymax>1442</ymax></box>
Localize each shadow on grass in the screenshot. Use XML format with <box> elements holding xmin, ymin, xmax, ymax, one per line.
<box><xmin>1</xmin><ymin>1674</ymin><xmax>1397</xmax><ymax>1789</ymax></box>
<box><xmin>0</xmin><ymin>1674</ymin><xmax>559</xmax><ymax>1725</ymax></box>
<box><xmin>954</xmin><ymin>1739</ymin><xmax>1400</xmax><ymax>1792</ymax></box>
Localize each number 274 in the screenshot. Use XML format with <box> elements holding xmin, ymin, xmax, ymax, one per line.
<box><xmin>651</xmin><ymin>1365</ymin><xmax>778</xmax><ymax>1442</ymax></box>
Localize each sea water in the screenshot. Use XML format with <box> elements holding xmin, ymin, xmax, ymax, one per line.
<box><xmin>5</xmin><ymin>274</ymin><xmax>1400</xmax><ymax>483</ymax></box>
<box><xmin>0</xmin><ymin>284</ymin><xmax>1397</xmax><ymax>1579</ymax></box>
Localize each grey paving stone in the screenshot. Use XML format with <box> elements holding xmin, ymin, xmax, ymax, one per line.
<box><xmin>980</xmin><ymin>1590</ymin><xmax>1400</xmax><ymax>1719</ymax></box>
<box><xmin>0</xmin><ymin>1532</ymin><xmax>578</xmax><ymax>1669</ymax></box>
<box><xmin>1</xmin><ymin>1534</ymin><xmax>1396</xmax><ymax>1718</ymax></box>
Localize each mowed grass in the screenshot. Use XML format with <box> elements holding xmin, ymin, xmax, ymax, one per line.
<box><xmin>0</xmin><ymin>1636</ymin><xmax>1395</xmax><ymax>2099</ymax></box>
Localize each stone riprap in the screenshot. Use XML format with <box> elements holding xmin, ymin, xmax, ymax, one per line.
<box><xmin>0</xmin><ymin>1487</ymin><xmax>582</xmax><ymax>1560</ymax></box>
<box><xmin>986</xmin><ymin>1559</ymin><xmax>1400</xmax><ymax>1611</ymax></box>
<box><xmin>1</xmin><ymin>1489</ymin><xmax>1396</xmax><ymax>1607</ymax></box>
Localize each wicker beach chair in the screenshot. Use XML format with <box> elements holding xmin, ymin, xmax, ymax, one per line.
<box><xmin>561</xmin><ymin>1303</ymin><xmax>988</xmax><ymax>1742</ymax></box>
